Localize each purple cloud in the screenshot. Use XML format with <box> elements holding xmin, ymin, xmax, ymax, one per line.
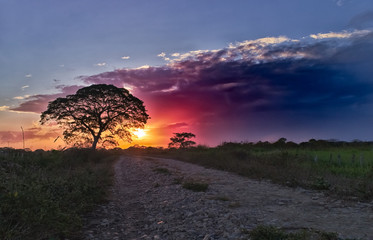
<box><xmin>10</xmin><ymin>85</ymin><xmax>83</xmax><ymax>113</ymax></box>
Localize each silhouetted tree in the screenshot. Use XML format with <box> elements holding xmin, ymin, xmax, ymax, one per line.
<box><xmin>40</xmin><ymin>84</ymin><xmax>149</xmax><ymax>150</ymax></box>
<box><xmin>168</xmin><ymin>132</ymin><xmax>196</xmax><ymax>149</ymax></box>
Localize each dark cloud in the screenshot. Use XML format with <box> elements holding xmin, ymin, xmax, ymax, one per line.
<box><xmin>82</xmin><ymin>33</ymin><xmax>373</xmax><ymax>115</ymax></box>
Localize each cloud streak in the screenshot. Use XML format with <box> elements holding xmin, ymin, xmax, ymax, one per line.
<box><xmin>0</xmin><ymin>106</ymin><xmax>9</xmax><ymax>111</ymax></box>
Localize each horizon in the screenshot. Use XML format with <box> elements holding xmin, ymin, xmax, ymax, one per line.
<box><xmin>1</xmin><ymin>1</ymin><xmax>373</xmax><ymax>150</ymax></box>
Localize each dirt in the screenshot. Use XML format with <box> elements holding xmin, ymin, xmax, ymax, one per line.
<box><xmin>82</xmin><ymin>156</ymin><xmax>373</xmax><ymax>239</ymax></box>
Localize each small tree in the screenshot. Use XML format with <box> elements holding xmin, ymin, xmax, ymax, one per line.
<box><xmin>40</xmin><ymin>84</ymin><xmax>149</xmax><ymax>150</ymax></box>
<box><xmin>168</xmin><ymin>132</ymin><xmax>196</xmax><ymax>149</ymax></box>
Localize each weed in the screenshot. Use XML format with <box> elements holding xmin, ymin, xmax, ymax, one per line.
<box><xmin>153</xmin><ymin>167</ymin><xmax>171</xmax><ymax>175</ymax></box>
<box><xmin>248</xmin><ymin>225</ymin><xmax>340</xmax><ymax>240</ymax></box>
<box><xmin>311</xmin><ymin>177</ymin><xmax>331</xmax><ymax>190</ymax></box>
<box><xmin>249</xmin><ymin>225</ymin><xmax>287</xmax><ymax>240</ymax></box>
<box><xmin>182</xmin><ymin>181</ymin><xmax>209</xmax><ymax>192</ymax></box>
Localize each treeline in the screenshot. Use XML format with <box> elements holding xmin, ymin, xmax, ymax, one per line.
<box><xmin>125</xmin><ymin>138</ymin><xmax>373</xmax><ymax>154</ymax></box>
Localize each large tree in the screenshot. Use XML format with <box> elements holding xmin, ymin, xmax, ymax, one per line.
<box><xmin>40</xmin><ymin>84</ymin><xmax>149</xmax><ymax>150</ymax></box>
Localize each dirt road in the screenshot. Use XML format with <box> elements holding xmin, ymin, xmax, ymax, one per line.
<box><xmin>82</xmin><ymin>156</ymin><xmax>373</xmax><ymax>239</ymax></box>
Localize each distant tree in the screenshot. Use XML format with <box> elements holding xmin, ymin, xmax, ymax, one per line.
<box><xmin>40</xmin><ymin>84</ymin><xmax>149</xmax><ymax>150</ymax></box>
<box><xmin>168</xmin><ymin>132</ymin><xmax>196</xmax><ymax>149</ymax></box>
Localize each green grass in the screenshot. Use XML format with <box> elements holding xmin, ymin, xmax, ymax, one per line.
<box><xmin>126</xmin><ymin>141</ymin><xmax>373</xmax><ymax>200</ymax></box>
<box><xmin>0</xmin><ymin>148</ymin><xmax>118</xmax><ymax>240</ymax></box>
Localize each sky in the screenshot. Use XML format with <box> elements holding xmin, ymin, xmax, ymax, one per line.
<box><xmin>1</xmin><ymin>0</ymin><xmax>373</xmax><ymax>149</ymax></box>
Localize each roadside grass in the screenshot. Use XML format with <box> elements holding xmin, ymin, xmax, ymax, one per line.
<box><xmin>126</xmin><ymin>141</ymin><xmax>373</xmax><ymax>200</ymax></box>
<box><xmin>0</xmin><ymin>148</ymin><xmax>118</xmax><ymax>240</ymax></box>
<box><xmin>247</xmin><ymin>225</ymin><xmax>342</xmax><ymax>240</ymax></box>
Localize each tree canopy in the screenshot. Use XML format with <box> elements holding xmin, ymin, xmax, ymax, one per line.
<box><xmin>168</xmin><ymin>132</ymin><xmax>196</xmax><ymax>149</ymax></box>
<box><xmin>40</xmin><ymin>84</ymin><xmax>149</xmax><ymax>149</ymax></box>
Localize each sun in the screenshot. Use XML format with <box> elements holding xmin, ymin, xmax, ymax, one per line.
<box><xmin>133</xmin><ymin>128</ymin><xmax>146</xmax><ymax>139</ymax></box>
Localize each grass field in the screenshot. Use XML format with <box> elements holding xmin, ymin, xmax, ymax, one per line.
<box><xmin>0</xmin><ymin>148</ymin><xmax>118</xmax><ymax>240</ymax></box>
<box><xmin>127</xmin><ymin>140</ymin><xmax>373</xmax><ymax>201</ymax></box>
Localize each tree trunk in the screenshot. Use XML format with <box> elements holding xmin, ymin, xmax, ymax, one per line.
<box><xmin>92</xmin><ymin>136</ymin><xmax>99</xmax><ymax>150</ymax></box>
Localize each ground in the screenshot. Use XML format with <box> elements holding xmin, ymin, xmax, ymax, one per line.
<box><xmin>82</xmin><ymin>156</ymin><xmax>373</xmax><ymax>239</ymax></box>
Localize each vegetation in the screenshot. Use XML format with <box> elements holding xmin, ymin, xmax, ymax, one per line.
<box><xmin>126</xmin><ymin>139</ymin><xmax>373</xmax><ymax>200</ymax></box>
<box><xmin>168</xmin><ymin>132</ymin><xmax>196</xmax><ymax>149</ymax></box>
<box><xmin>0</xmin><ymin>147</ymin><xmax>119</xmax><ymax>240</ymax></box>
<box><xmin>40</xmin><ymin>84</ymin><xmax>149</xmax><ymax>150</ymax></box>
<box><xmin>182</xmin><ymin>181</ymin><xmax>209</xmax><ymax>192</ymax></box>
<box><xmin>247</xmin><ymin>225</ymin><xmax>340</xmax><ymax>240</ymax></box>
<box><xmin>153</xmin><ymin>167</ymin><xmax>172</xmax><ymax>175</ymax></box>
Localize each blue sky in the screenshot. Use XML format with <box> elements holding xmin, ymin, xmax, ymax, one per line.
<box><xmin>1</xmin><ymin>0</ymin><xmax>373</xmax><ymax>148</ymax></box>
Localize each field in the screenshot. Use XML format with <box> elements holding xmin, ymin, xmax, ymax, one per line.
<box><xmin>127</xmin><ymin>139</ymin><xmax>373</xmax><ymax>201</ymax></box>
<box><xmin>1</xmin><ymin>139</ymin><xmax>373</xmax><ymax>239</ymax></box>
<box><xmin>0</xmin><ymin>148</ymin><xmax>119</xmax><ymax>240</ymax></box>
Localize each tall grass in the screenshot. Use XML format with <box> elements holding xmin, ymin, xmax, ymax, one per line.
<box><xmin>0</xmin><ymin>148</ymin><xmax>118</xmax><ymax>240</ymax></box>
<box><xmin>127</xmin><ymin>141</ymin><xmax>373</xmax><ymax>200</ymax></box>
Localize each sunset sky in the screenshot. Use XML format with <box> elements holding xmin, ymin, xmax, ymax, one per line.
<box><xmin>1</xmin><ymin>0</ymin><xmax>373</xmax><ymax>149</ymax></box>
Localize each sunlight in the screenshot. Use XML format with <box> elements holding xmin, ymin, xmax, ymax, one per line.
<box><xmin>133</xmin><ymin>128</ymin><xmax>146</xmax><ymax>139</ymax></box>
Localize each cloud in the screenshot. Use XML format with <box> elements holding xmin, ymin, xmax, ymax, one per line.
<box><xmin>310</xmin><ymin>30</ymin><xmax>370</xmax><ymax>39</ymax></box>
<box><xmin>335</xmin><ymin>0</ymin><xmax>344</xmax><ymax>6</ymax></box>
<box><xmin>13</xmin><ymin>30</ymin><xmax>373</xmax><ymax>143</ymax></box>
<box><xmin>0</xmin><ymin>127</ymin><xmax>58</xmax><ymax>143</ymax></box>
<box><xmin>10</xmin><ymin>85</ymin><xmax>82</xmax><ymax>113</ymax></box>
<box><xmin>25</xmin><ymin>74</ymin><xmax>32</xmax><ymax>78</ymax></box>
<box><xmin>0</xmin><ymin>106</ymin><xmax>9</xmax><ymax>111</ymax></box>
<box><xmin>157</xmin><ymin>52</ymin><xmax>166</xmax><ymax>58</ymax></box>
<box><xmin>121</xmin><ymin>56</ymin><xmax>130</xmax><ymax>60</ymax></box>
<box><xmin>82</xmin><ymin>30</ymin><xmax>373</xmax><ymax>120</ymax></box>
<box><xmin>135</xmin><ymin>65</ymin><xmax>151</xmax><ymax>69</ymax></box>
<box><xmin>157</xmin><ymin>52</ymin><xmax>170</xmax><ymax>61</ymax></box>
<box><xmin>95</xmin><ymin>62</ymin><xmax>107</xmax><ymax>67</ymax></box>
<box><xmin>13</xmin><ymin>95</ymin><xmax>30</xmax><ymax>100</ymax></box>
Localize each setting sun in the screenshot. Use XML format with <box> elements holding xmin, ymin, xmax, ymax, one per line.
<box><xmin>133</xmin><ymin>128</ymin><xmax>146</xmax><ymax>139</ymax></box>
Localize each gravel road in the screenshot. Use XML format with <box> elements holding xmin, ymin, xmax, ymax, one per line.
<box><xmin>82</xmin><ymin>156</ymin><xmax>373</xmax><ymax>240</ymax></box>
